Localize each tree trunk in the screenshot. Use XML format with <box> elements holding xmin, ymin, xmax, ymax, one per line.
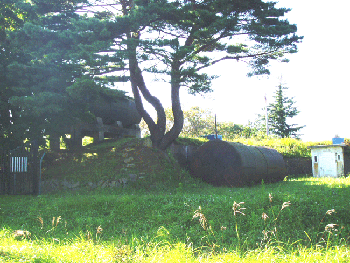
<box><xmin>127</xmin><ymin>33</ymin><xmax>168</xmax><ymax>149</ymax></box>
<box><xmin>127</xmin><ymin>34</ymin><xmax>184</xmax><ymax>150</ymax></box>
<box><xmin>159</xmin><ymin>60</ymin><xmax>184</xmax><ymax>150</ymax></box>
<box><xmin>123</xmin><ymin>0</ymin><xmax>184</xmax><ymax>151</ymax></box>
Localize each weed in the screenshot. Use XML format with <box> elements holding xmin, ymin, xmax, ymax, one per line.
<box><xmin>315</xmin><ymin>209</ymin><xmax>343</xmax><ymax>249</ymax></box>
<box><xmin>232</xmin><ymin>202</ymin><xmax>245</xmax><ymax>236</ymax></box>
<box><xmin>259</xmin><ymin>193</ymin><xmax>291</xmax><ymax>248</ymax></box>
<box><xmin>193</xmin><ymin>206</ymin><xmax>209</xmax><ymax>231</ymax></box>
<box><xmin>192</xmin><ymin>206</ymin><xmax>219</xmax><ymax>254</ymax></box>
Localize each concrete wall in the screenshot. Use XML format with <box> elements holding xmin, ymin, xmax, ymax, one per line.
<box><xmin>283</xmin><ymin>157</ymin><xmax>312</xmax><ymax>176</ymax></box>
<box><xmin>168</xmin><ymin>144</ymin><xmax>199</xmax><ymax>169</ymax></box>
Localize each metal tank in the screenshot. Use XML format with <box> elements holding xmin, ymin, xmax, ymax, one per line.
<box><xmin>89</xmin><ymin>98</ymin><xmax>141</xmax><ymax>128</ymax></box>
<box><xmin>190</xmin><ymin>140</ymin><xmax>287</xmax><ymax>186</ymax></box>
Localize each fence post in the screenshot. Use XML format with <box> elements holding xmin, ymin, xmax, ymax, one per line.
<box><xmin>31</xmin><ymin>140</ymin><xmax>39</xmax><ymax>195</ymax></box>
<box><xmin>0</xmin><ymin>149</ymin><xmax>8</xmax><ymax>194</ymax></box>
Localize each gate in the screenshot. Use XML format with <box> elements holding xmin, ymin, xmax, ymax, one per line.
<box><xmin>0</xmin><ymin>143</ymin><xmax>39</xmax><ymax>195</ymax></box>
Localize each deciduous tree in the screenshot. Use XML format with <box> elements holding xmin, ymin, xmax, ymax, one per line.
<box><xmin>218</xmin><ymin>121</ymin><xmax>258</xmax><ymax>140</ymax></box>
<box><xmin>143</xmin><ymin>106</ymin><xmax>258</xmax><ymax>140</ymax></box>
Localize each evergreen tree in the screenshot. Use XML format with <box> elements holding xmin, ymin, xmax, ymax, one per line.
<box><xmin>0</xmin><ymin>0</ymin><xmax>33</xmax><ymax>149</ymax></box>
<box><xmin>0</xmin><ymin>0</ymin><xmax>304</xmax><ymax>150</ymax></box>
<box><xmin>109</xmin><ymin>0</ymin><xmax>303</xmax><ymax>150</ymax></box>
<box><xmin>0</xmin><ymin>0</ymin><xmax>127</xmax><ymax>148</ymax></box>
<box><xmin>267</xmin><ymin>82</ymin><xmax>304</xmax><ymax>138</ymax></box>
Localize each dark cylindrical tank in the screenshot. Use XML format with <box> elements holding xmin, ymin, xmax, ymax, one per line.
<box><xmin>89</xmin><ymin>98</ymin><xmax>141</xmax><ymax>128</ymax></box>
<box><xmin>190</xmin><ymin>140</ymin><xmax>287</xmax><ymax>186</ymax></box>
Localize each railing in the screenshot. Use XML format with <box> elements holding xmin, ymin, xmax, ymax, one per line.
<box><xmin>0</xmin><ymin>142</ymin><xmax>39</xmax><ymax>195</ymax></box>
<box><xmin>11</xmin><ymin>156</ymin><xmax>28</xmax><ymax>173</ymax></box>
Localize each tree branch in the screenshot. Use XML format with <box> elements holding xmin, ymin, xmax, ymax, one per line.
<box><xmin>195</xmin><ymin>49</ymin><xmax>281</xmax><ymax>71</ymax></box>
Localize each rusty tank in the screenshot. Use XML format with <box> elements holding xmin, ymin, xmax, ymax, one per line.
<box><xmin>190</xmin><ymin>140</ymin><xmax>287</xmax><ymax>186</ymax></box>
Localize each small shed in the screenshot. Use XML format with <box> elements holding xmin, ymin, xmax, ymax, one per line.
<box><xmin>308</xmin><ymin>144</ymin><xmax>345</xmax><ymax>178</ymax></box>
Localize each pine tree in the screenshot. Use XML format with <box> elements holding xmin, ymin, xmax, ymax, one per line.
<box><xmin>110</xmin><ymin>0</ymin><xmax>303</xmax><ymax>150</ymax></box>
<box><xmin>268</xmin><ymin>82</ymin><xmax>304</xmax><ymax>138</ymax></box>
<box><xmin>0</xmin><ymin>1</ymin><xmax>128</xmax><ymax>147</ymax></box>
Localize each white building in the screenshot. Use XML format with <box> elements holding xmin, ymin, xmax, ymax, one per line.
<box><xmin>308</xmin><ymin>145</ymin><xmax>345</xmax><ymax>178</ymax></box>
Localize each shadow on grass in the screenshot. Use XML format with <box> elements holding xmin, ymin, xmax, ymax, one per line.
<box><xmin>0</xmin><ymin>176</ymin><xmax>350</xmax><ymax>252</ymax></box>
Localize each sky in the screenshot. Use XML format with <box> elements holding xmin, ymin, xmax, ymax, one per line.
<box><xmin>120</xmin><ymin>0</ymin><xmax>350</xmax><ymax>142</ymax></box>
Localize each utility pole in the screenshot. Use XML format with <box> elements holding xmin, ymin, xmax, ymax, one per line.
<box><xmin>265</xmin><ymin>94</ymin><xmax>269</xmax><ymax>136</ymax></box>
<box><xmin>215</xmin><ymin>114</ymin><xmax>218</xmax><ymax>139</ymax></box>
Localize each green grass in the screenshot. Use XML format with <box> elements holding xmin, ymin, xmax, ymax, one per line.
<box><xmin>2</xmin><ymin>137</ymin><xmax>350</xmax><ymax>261</ymax></box>
<box><xmin>232</xmin><ymin>137</ymin><xmax>333</xmax><ymax>158</ymax></box>
<box><xmin>168</xmin><ymin>136</ymin><xmax>335</xmax><ymax>158</ymax></box>
<box><xmin>1</xmin><ymin>176</ymin><xmax>350</xmax><ymax>262</ymax></box>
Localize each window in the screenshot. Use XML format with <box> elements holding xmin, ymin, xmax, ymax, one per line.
<box><xmin>335</xmin><ymin>153</ymin><xmax>341</xmax><ymax>162</ymax></box>
<box><xmin>314</xmin><ymin>156</ymin><xmax>318</xmax><ymax>163</ymax></box>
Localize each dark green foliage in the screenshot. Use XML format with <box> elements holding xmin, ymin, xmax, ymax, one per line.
<box><xmin>1</xmin><ymin>0</ymin><xmax>303</xmax><ymax>151</ymax></box>
<box><xmin>111</xmin><ymin>0</ymin><xmax>303</xmax><ymax>149</ymax></box>
<box><xmin>268</xmin><ymin>83</ymin><xmax>305</xmax><ymax>138</ymax></box>
<box><xmin>218</xmin><ymin>122</ymin><xmax>259</xmax><ymax>140</ymax></box>
<box><xmin>0</xmin><ymin>0</ymin><xmax>128</xmax><ymax>149</ymax></box>
<box><xmin>0</xmin><ymin>1</ymin><xmax>33</xmax><ymax>148</ymax></box>
<box><xmin>0</xmin><ymin>0</ymin><xmax>31</xmax><ymax>42</ymax></box>
<box><xmin>130</xmin><ymin>0</ymin><xmax>302</xmax><ymax>91</ymax></box>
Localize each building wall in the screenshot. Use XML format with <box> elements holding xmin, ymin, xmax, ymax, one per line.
<box><xmin>310</xmin><ymin>146</ymin><xmax>345</xmax><ymax>177</ymax></box>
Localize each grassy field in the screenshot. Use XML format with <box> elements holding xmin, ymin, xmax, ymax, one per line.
<box><xmin>1</xmin><ymin>176</ymin><xmax>350</xmax><ymax>262</ymax></box>
<box><xmin>1</xmin><ymin>138</ymin><xmax>350</xmax><ymax>262</ymax></box>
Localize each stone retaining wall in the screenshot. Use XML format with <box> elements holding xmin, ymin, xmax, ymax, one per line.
<box><xmin>40</xmin><ymin>173</ymin><xmax>139</xmax><ymax>193</ymax></box>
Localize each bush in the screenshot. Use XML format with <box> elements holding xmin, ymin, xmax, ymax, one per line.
<box><xmin>230</xmin><ymin>138</ymin><xmax>332</xmax><ymax>158</ymax></box>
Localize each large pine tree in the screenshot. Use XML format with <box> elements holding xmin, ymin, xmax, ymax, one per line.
<box><xmin>109</xmin><ymin>0</ymin><xmax>303</xmax><ymax>150</ymax></box>
<box><xmin>1</xmin><ymin>0</ymin><xmax>304</xmax><ymax>150</ymax></box>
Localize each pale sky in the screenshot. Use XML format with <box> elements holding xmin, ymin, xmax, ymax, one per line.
<box><xmin>120</xmin><ymin>1</ymin><xmax>350</xmax><ymax>142</ymax></box>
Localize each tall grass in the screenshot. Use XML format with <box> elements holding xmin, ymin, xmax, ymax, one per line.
<box><xmin>232</xmin><ymin>137</ymin><xmax>332</xmax><ymax>157</ymax></box>
<box><xmin>1</xmin><ymin>176</ymin><xmax>350</xmax><ymax>262</ymax></box>
<box><xmin>174</xmin><ymin>136</ymin><xmax>334</xmax><ymax>158</ymax></box>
